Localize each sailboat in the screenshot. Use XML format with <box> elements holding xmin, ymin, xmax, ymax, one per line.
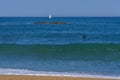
<box><xmin>49</xmin><ymin>14</ymin><xmax>52</xmax><ymax>19</ymax></box>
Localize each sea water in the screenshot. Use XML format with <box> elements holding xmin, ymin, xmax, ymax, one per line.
<box><xmin>0</xmin><ymin>17</ymin><xmax>120</xmax><ymax>79</ymax></box>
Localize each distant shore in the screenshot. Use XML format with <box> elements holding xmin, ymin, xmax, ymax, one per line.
<box><xmin>0</xmin><ymin>75</ymin><xmax>114</xmax><ymax>80</ymax></box>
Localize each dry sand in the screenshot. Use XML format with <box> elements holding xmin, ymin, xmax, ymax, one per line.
<box><xmin>0</xmin><ymin>75</ymin><xmax>115</xmax><ymax>80</ymax></box>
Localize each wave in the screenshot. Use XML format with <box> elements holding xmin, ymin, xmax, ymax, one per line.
<box><xmin>0</xmin><ymin>68</ymin><xmax>119</xmax><ymax>79</ymax></box>
<box><xmin>0</xmin><ymin>43</ymin><xmax>120</xmax><ymax>61</ymax></box>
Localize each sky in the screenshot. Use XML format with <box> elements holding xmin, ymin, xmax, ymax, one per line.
<box><xmin>0</xmin><ymin>0</ymin><xmax>120</xmax><ymax>17</ymax></box>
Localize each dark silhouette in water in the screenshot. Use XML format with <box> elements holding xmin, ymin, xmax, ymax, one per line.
<box><xmin>82</xmin><ymin>35</ymin><xmax>86</xmax><ymax>40</ymax></box>
<box><xmin>34</xmin><ymin>22</ymin><xmax>67</xmax><ymax>24</ymax></box>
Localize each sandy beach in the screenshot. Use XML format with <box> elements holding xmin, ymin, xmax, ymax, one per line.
<box><xmin>0</xmin><ymin>75</ymin><xmax>115</xmax><ymax>80</ymax></box>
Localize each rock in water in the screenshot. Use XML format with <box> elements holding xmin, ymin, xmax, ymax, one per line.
<box><xmin>34</xmin><ymin>22</ymin><xmax>67</xmax><ymax>24</ymax></box>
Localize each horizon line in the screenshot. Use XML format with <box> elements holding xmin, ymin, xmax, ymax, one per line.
<box><xmin>0</xmin><ymin>16</ymin><xmax>120</xmax><ymax>17</ymax></box>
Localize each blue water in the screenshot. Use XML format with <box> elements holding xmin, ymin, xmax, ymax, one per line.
<box><xmin>1</xmin><ymin>17</ymin><xmax>120</xmax><ymax>44</ymax></box>
<box><xmin>0</xmin><ymin>17</ymin><xmax>120</xmax><ymax>78</ymax></box>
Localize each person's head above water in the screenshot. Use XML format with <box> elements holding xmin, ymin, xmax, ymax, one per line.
<box><xmin>83</xmin><ymin>35</ymin><xmax>86</xmax><ymax>39</ymax></box>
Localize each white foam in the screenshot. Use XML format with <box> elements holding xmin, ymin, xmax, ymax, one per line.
<box><xmin>0</xmin><ymin>68</ymin><xmax>119</xmax><ymax>79</ymax></box>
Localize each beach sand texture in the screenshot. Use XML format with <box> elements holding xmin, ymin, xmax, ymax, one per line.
<box><xmin>0</xmin><ymin>75</ymin><xmax>115</xmax><ymax>80</ymax></box>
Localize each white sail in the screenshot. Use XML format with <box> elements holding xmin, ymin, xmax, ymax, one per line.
<box><xmin>49</xmin><ymin>14</ymin><xmax>52</xmax><ymax>19</ymax></box>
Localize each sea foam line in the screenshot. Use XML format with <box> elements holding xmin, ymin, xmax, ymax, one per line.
<box><xmin>0</xmin><ymin>68</ymin><xmax>119</xmax><ymax>79</ymax></box>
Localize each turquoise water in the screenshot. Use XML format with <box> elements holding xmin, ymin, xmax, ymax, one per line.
<box><xmin>0</xmin><ymin>17</ymin><xmax>120</xmax><ymax>78</ymax></box>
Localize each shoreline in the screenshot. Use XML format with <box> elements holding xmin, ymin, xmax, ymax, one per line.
<box><xmin>0</xmin><ymin>75</ymin><xmax>115</xmax><ymax>80</ymax></box>
<box><xmin>0</xmin><ymin>68</ymin><xmax>119</xmax><ymax>79</ymax></box>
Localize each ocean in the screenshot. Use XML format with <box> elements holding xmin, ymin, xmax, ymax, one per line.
<box><xmin>0</xmin><ymin>17</ymin><xmax>120</xmax><ymax>79</ymax></box>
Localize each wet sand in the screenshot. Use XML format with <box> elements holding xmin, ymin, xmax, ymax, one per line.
<box><xmin>0</xmin><ymin>75</ymin><xmax>115</xmax><ymax>80</ymax></box>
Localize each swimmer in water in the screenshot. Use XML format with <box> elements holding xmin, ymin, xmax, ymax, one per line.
<box><xmin>82</xmin><ymin>35</ymin><xmax>86</xmax><ymax>40</ymax></box>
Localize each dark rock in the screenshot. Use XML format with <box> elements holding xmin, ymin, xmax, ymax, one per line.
<box><xmin>34</xmin><ymin>22</ymin><xmax>67</xmax><ymax>24</ymax></box>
